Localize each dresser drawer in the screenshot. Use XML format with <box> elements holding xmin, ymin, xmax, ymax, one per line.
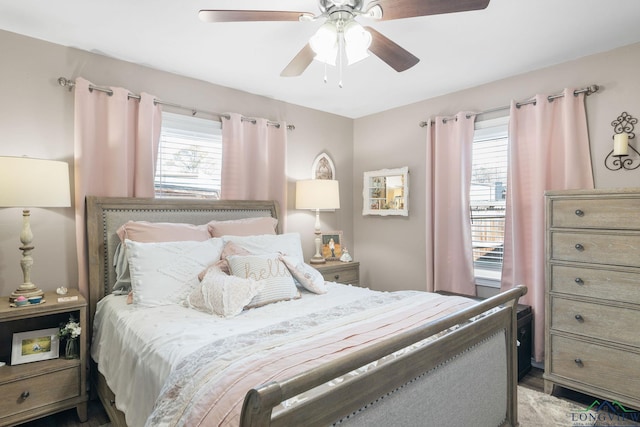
<box><xmin>550</xmin><ymin>297</ymin><xmax>640</xmax><ymax>347</ymax></box>
<box><xmin>550</xmin><ymin>197</ymin><xmax>640</xmax><ymax>229</ymax></box>
<box><xmin>549</xmin><ymin>264</ymin><xmax>640</xmax><ymax>305</ymax></box>
<box><xmin>550</xmin><ymin>231</ymin><xmax>640</xmax><ymax>267</ymax></box>
<box><xmin>0</xmin><ymin>366</ymin><xmax>80</xmax><ymax>418</ymax></box>
<box><xmin>549</xmin><ymin>335</ymin><xmax>640</xmax><ymax>399</ymax></box>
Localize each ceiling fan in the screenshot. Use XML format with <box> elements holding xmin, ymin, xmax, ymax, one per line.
<box><xmin>199</xmin><ymin>0</ymin><xmax>490</xmax><ymax>78</ymax></box>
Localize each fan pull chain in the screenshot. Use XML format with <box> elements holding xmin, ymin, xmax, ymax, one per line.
<box><xmin>338</xmin><ymin>32</ymin><xmax>344</xmax><ymax>88</ymax></box>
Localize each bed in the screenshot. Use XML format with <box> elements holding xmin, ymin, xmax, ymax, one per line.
<box><xmin>86</xmin><ymin>196</ymin><xmax>527</xmax><ymax>427</ymax></box>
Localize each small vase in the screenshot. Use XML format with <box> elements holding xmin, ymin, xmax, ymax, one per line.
<box><xmin>65</xmin><ymin>338</ymin><xmax>78</xmax><ymax>359</ymax></box>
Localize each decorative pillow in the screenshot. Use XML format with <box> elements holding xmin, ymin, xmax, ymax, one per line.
<box><xmin>222</xmin><ymin>233</ymin><xmax>305</xmax><ymax>265</ymax></box>
<box><xmin>280</xmin><ymin>255</ymin><xmax>327</xmax><ymax>294</ymax></box>
<box><xmin>227</xmin><ymin>253</ymin><xmax>300</xmax><ymax>308</ymax></box>
<box><xmin>207</xmin><ymin>217</ymin><xmax>278</xmax><ymax>238</ymax></box>
<box><xmin>112</xmin><ymin>243</ymin><xmax>132</xmax><ymax>294</ymax></box>
<box><xmin>198</xmin><ymin>241</ymin><xmax>252</xmax><ymax>280</ymax></box>
<box><xmin>187</xmin><ymin>267</ymin><xmax>264</xmax><ymax>317</ymax></box>
<box><xmin>125</xmin><ymin>238</ymin><xmax>225</xmax><ymax>307</ymax></box>
<box><xmin>113</xmin><ymin>220</ymin><xmax>212</xmax><ymax>294</ymax></box>
<box><xmin>117</xmin><ymin>220</ymin><xmax>210</xmax><ymax>243</ymax></box>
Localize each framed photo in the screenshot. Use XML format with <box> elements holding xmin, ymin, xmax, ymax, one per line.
<box><xmin>11</xmin><ymin>328</ymin><xmax>60</xmax><ymax>365</ymax></box>
<box><xmin>321</xmin><ymin>231</ymin><xmax>343</xmax><ymax>260</ymax></box>
<box><xmin>312</xmin><ymin>152</ymin><xmax>336</xmax><ymax>180</ymax></box>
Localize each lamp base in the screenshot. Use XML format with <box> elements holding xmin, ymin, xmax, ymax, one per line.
<box><xmin>10</xmin><ymin>286</ymin><xmax>44</xmax><ymax>303</ymax></box>
<box><xmin>309</xmin><ymin>256</ymin><xmax>326</xmax><ymax>264</ymax></box>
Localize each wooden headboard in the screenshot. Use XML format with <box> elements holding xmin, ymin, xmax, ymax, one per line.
<box><xmin>85</xmin><ymin>196</ymin><xmax>279</xmax><ymax>332</ymax></box>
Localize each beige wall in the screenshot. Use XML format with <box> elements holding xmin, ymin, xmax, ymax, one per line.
<box><xmin>353</xmin><ymin>42</ymin><xmax>640</xmax><ymax>292</ymax></box>
<box><xmin>2</xmin><ymin>28</ymin><xmax>639</xmax><ymax>298</ymax></box>
<box><xmin>0</xmin><ymin>30</ymin><xmax>353</xmax><ymax>297</ymax></box>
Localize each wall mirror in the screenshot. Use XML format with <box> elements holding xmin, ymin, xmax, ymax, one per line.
<box><xmin>363</xmin><ymin>167</ymin><xmax>409</xmax><ymax>216</ymax></box>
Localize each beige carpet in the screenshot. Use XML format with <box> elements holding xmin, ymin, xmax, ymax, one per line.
<box><xmin>518</xmin><ymin>386</ymin><xmax>640</xmax><ymax>427</ymax></box>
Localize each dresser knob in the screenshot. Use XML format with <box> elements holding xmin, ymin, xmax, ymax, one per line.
<box><xmin>575</xmin><ymin>209</ymin><xmax>584</xmax><ymax>217</ymax></box>
<box><xmin>20</xmin><ymin>391</ymin><xmax>30</xmax><ymax>399</ymax></box>
<box><xmin>574</xmin><ymin>278</ymin><xmax>584</xmax><ymax>285</ymax></box>
<box><xmin>574</xmin><ymin>243</ymin><xmax>584</xmax><ymax>251</ymax></box>
<box><xmin>334</xmin><ymin>274</ymin><xmax>340</xmax><ymax>281</ymax></box>
<box><xmin>575</xmin><ymin>314</ymin><xmax>584</xmax><ymax>322</ymax></box>
<box><xmin>574</xmin><ymin>358</ymin><xmax>583</xmax><ymax>366</ymax></box>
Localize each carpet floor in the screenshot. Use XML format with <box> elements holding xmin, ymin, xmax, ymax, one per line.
<box><xmin>519</xmin><ymin>386</ymin><xmax>640</xmax><ymax>427</ymax></box>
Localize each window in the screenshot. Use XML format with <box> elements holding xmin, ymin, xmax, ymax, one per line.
<box><xmin>471</xmin><ymin>116</ymin><xmax>508</xmax><ymax>286</ymax></box>
<box><xmin>155</xmin><ymin>112</ymin><xmax>222</xmax><ymax>199</ymax></box>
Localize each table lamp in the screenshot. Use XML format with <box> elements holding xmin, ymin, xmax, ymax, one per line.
<box><xmin>295</xmin><ymin>179</ymin><xmax>340</xmax><ymax>264</ymax></box>
<box><xmin>0</xmin><ymin>157</ymin><xmax>71</xmax><ymax>302</ymax></box>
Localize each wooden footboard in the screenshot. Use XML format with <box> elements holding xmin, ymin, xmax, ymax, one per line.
<box><xmin>241</xmin><ymin>285</ymin><xmax>527</xmax><ymax>427</ymax></box>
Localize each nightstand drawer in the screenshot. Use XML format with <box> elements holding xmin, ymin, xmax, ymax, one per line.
<box><xmin>322</xmin><ymin>268</ymin><xmax>358</xmax><ymax>284</ymax></box>
<box><xmin>0</xmin><ymin>366</ymin><xmax>80</xmax><ymax>418</ymax></box>
<box><xmin>315</xmin><ymin>261</ymin><xmax>360</xmax><ymax>286</ymax></box>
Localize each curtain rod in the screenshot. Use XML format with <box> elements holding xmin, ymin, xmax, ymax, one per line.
<box><xmin>419</xmin><ymin>84</ymin><xmax>600</xmax><ymax>127</ymax></box>
<box><xmin>57</xmin><ymin>77</ymin><xmax>295</xmax><ymax>131</ymax></box>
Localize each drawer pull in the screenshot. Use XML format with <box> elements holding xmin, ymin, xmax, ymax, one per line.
<box><xmin>20</xmin><ymin>391</ymin><xmax>30</xmax><ymax>400</ymax></box>
<box><xmin>574</xmin><ymin>358</ymin><xmax>583</xmax><ymax>366</ymax></box>
<box><xmin>575</xmin><ymin>209</ymin><xmax>584</xmax><ymax>217</ymax></box>
<box><xmin>110</xmin><ymin>399</ymin><xmax>116</xmax><ymax>406</ymax></box>
<box><xmin>334</xmin><ymin>274</ymin><xmax>340</xmax><ymax>281</ymax></box>
<box><xmin>574</xmin><ymin>243</ymin><xmax>584</xmax><ymax>251</ymax></box>
<box><xmin>574</xmin><ymin>278</ymin><xmax>584</xmax><ymax>285</ymax></box>
<box><xmin>574</xmin><ymin>314</ymin><xmax>584</xmax><ymax>322</ymax></box>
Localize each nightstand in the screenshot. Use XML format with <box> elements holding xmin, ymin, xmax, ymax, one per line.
<box><xmin>314</xmin><ymin>260</ymin><xmax>360</xmax><ymax>287</ymax></box>
<box><xmin>0</xmin><ymin>289</ymin><xmax>88</xmax><ymax>426</ymax></box>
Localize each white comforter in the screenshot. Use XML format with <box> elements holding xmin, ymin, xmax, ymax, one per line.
<box><xmin>92</xmin><ymin>283</ymin><xmax>402</xmax><ymax>427</ymax></box>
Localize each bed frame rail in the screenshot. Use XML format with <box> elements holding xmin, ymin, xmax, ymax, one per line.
<box><xmin>241</xmin><ymin>285</ymin><xmax>527</xmax><ymax>427</ymax></box>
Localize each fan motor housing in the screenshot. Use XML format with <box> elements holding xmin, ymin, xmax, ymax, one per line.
<box><xmin>319</xmin><ymin>0</ymin><xmax>363</xmax><ymax>14</ymax></box>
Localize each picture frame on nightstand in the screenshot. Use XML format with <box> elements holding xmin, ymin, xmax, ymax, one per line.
<box><xmin>11</xmin><ymin>327</ymin><xmax>60</xmax><ymax>365</ymax></box>
<box><xmin>321</xmin><ymin>231</ymin><xmax>343</xmax><ymax>260</ymax></box>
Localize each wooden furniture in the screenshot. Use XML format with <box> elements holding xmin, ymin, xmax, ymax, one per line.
<box><xmin>0</xmin><ymin>289</ymin><xmax>88</xmax><ymax>426</ymax></box>
<box><xmin>544</xmin><ymin>188</ymin><xmax>640</xmax><ymax>410</ymax></box>
<box><xmin>314</xmin><ymin>260</ymin><xmax>360</xmax><ymax>287</ymax></box>
<box><xmin>87</xmin><ymin>196</ymin><xmax>526</xmax><ymax>427</ymax></box>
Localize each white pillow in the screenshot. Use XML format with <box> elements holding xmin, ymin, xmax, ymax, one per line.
<box><xmin>186</xmin><ymin>268</ymin><xmax>264</xmax><ymax>317</ymax></box>
<box><xmin>222</xmin><ymin>233</ymin><xmax>304</xmax><ymax>264</ymax></box>
<box><xmin>125</xmin><ymin>238</ymin><xmax>225</xmax><ymax>307</ymax></box>
<box><xmin>227</xmin><ymin>253</ymin><xmax>300</xmax><ymax>308</ymax></box>
<box><xmin>280</xmin><ymin>255</ymin><xmax>327</xmax><ymax>294</ymax></box>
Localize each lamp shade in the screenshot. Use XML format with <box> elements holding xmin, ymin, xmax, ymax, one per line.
<box><xmin>0</xmin><ymin>157</ymin><xmax>71</xmax><ymax>208</ymax></box>
<box><xmin>296</xmin><ymin>179</ymin><xmax>340</xmax><ymax>210</ymax></box>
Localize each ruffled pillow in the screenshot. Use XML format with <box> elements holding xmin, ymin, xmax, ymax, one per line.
<box><xmin>198</xmin><ymin>241</ymin><xmax>251</xmax><ymax>281</ymax></box>
<box><xmin>280</xmin><ymin>255</ymin><xmax>327</xmax><ymax>294</ymax></box>
<box><xmin>186</xmin><ymin>268</ymin><xmax>264</xmax><ymax>317</ymax></box>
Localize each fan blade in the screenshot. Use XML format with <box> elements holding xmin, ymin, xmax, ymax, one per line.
<box><xmin>366</xmin><ymin>0</ymin><xmax>490</xmax><ymax>21</ymax></box>
<box><xmin>199</xmin><ymin>10</ymin><xmax>313</xmax><ymax>23</ymax></box>
<box><xmin>365</xmin><ymin>27</ymin><xmax>419</xmax><ymax>72</ymax></box>
<box><xmin>281</xmin><ymin>44</ymin><xmax>315</xmax><ymax>77</ymax></box>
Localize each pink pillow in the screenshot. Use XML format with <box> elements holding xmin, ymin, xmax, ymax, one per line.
<box><xmin>198</xmin><ymin>241</ymin><xmax>252</xmax><ymax>280</ymax></box>
<box><xmin>207</xmin><ymin>217</ymin><xmax>278</xmax><ymax>238</ymax></box>
<box><xmin>116</xmin><ymin>221</ymin><xmax>210</xmax><ymax>243</ymax></box>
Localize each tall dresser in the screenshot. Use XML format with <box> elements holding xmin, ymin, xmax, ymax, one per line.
<box><xmin>544</xmin><ymin>188</ymin><xmax>640</xmax><ymax>410</ymax></box>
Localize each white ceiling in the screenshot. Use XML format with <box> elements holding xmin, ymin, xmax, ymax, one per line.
<box><xmin>2</xmin><ymin>0</ymin><xmax>640</xmax><ymax>118</ymax></box>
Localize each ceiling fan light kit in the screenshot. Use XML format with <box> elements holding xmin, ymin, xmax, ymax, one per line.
<box><xmin>200</xmin><ymin>0</ymin><xmax>491</xmax><ymax>81</ymax></box>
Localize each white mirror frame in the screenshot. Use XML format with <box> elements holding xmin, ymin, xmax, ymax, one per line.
<box><xmin>362</xmin><ymin>167</ymin><xmax>409</xmax><ymax>216</ymax></box>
